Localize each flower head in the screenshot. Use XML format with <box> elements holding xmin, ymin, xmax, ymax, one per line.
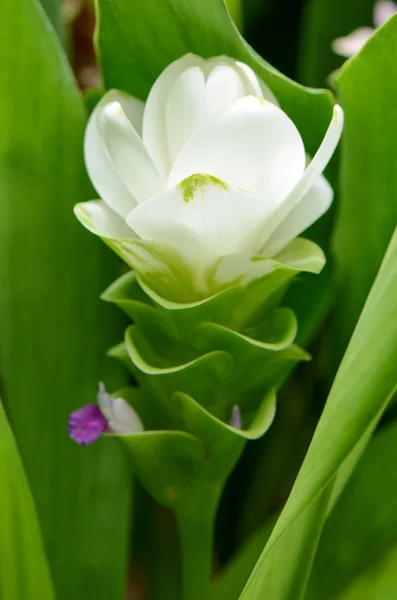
<box><xmin>332</xmin><ymin>1</ymin><xmax>397</xmax><ymax>58</ymax></box>
<box><xmin>69</xmin><ymin>383</ymin><xmax>143</xmax><ymax>445</ymax></box>
<box><xmin>68</xmin><ymin>403</ymin><xmax>108</xmax><ymax>445</ymax></box>
<box><xmin>75</xmin><ymin>54</ymin><xmax>343</xmax><ymax>296</ymax></box>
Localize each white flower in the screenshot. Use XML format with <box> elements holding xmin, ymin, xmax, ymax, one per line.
<box><xmin>75</xmin><ymin>54</ymin><xmax>343</xmax><ymax>294</ymax></box>
<box><xmin>332</xmin><ymin>1</ymin><xmax>397</xmax><ymax>58</ymax></box>
<box><xmin>97</xmin><ymin>382</ymin><xmax>144</xmax><ymax>434</ymax></box>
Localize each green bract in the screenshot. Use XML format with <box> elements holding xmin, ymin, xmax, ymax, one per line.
<box><xmin>100</xmin><ymin>236</ymin><xmax>321</xmax><ymax>507</ymax></box>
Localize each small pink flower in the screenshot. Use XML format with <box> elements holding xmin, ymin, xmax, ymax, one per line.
<box><xmin>68</xmin><ymin>404</ymin><xmax>108</xmax><ymax>445</ymax></box>
<box><xmin>68</xmin><ymin>382</ymin><xmax>143</xmax><ymax>446</ymax></box>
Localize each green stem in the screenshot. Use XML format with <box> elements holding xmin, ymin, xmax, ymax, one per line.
<box><xmin>175</xmin><ymin>490</ymin><xmax>219</xmax><ymax>600</ymax></box>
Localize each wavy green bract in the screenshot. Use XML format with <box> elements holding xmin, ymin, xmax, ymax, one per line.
<box><xmin>101</xmin><ymin>240</ymin><xmax>322</xmax><ymax>508</ymax></box>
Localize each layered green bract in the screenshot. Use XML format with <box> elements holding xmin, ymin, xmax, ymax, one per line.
<box><xmin>100</xmin><ymin>236</ymin><xmax>323</xmax><ymax>509</ymax></box>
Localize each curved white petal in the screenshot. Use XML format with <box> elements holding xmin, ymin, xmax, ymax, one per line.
<box><xmin>100</xmin><ymin>102</ymin><xmax>164</xmax><ymax>207</ymax></box>
<box><xmin>115</xmin><ymin>91</ymin><xmax>145</xmax><ymax>137</ymax></box>
<box><xmin>109</xmin><ymin>397</ymin><xmax>144</xmax><ymax>433</ymax></box>
<box><xmin>260</xmin><ymin>105</ymin><xmax>343</xmax><ymax>246</ymax></box>
<box><xmin>203</xmin><ymin>57</ymin><xmax>278</xmax><ymax>105</ymax></box>
<box><xmin>142</xmin><ymin>53</ymin><xmax>206</xmax><ymax>179</ymax></box>
<box><xmin>126</xmin><ymin>175</ymin><xmax>278</xmax><ymax>267</ymax></box>
<box><xmin>98</xmin><ymin>382</ymin><xmax>144</xmax><ymax>433</ymax></box>
<box><xmin>74</xmin><ymin>200</ymin><xmax>134</xmax><ymax>239</ymax></box>
<box><xmin>166</xmin><ymin>66</ymin><xmax>208</xmax><ymax>163</ymax></box>
<box><xmin>85</xmin><ymin>92</ymin><xmax>138</xmax><ymax>218</ymax></box>
<box><xmin>85</xmin><ymin>92</ymin><xmax>163</xmax><ymax>217</ymax></box>
<box><xmin>168</xmin><ymin>96</ymin><xmax>305</xmax><ymax>202</ymax></box>
<box><xmin>206</xmin><ymin>64</ymin><xmax>247</xmax><ymax>115</ymax></box>
<box><xmin>235</xmin><ymin>61</ymin><xmax>279</xmax><ymax>105</ymax></box>
<box><xmin>263</xmin><ymin>174</ymin><xmax>333</xmax><ymax>256</ymax></box>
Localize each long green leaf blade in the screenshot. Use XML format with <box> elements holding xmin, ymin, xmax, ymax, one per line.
<box><xmin>238</xmin><ymin>219</ymin><xmax>397</xmax><ymax>599</ymax></box>
<box><xmin>0</xmin><ymin>400</ymin><xmax>55</xmax><ymax>600</ymax></box>
<box><xmin>306</xmin><ymin>419</ymin><xmax>397</xmax><ymax>599</ymax></box>
<box><xmin>0</xmin><ymin>1</ymin><xmax>130</xmax><ymax>599</ymax></box>
<box><xmin>333</xmin><ymin>14</ymin><xmax>397</xmax><ymax>352</ymax></box>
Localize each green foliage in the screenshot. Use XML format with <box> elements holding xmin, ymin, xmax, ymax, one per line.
<box><xmin>101</xmin><ymin>239</ymin><xmax>319</xmax><ymax>597</ymax></box>
<box><xmin>333</xmin><ymin>14</ymin><xmax>397</xmax><ymax>353</ymax></box>
<box><xmin>299</xmin><ymin>0</ymin><xmax>373</xmax><ymax>87</ymax></box>
<box><xmin>3</xmin><ymin>1</ymin><xmax>397</xmax><ymax>599</ymax></box>
<box><xmin>0</xmin><ymin>1</ymin><xmax>131</xmax><ymax>599</ymax></box>
<box><xmin>38</xmin><ymin>0</ymin><xmax>63</xmax><ymax>38</ymax></box>
<box><xmin>225</xmin><ymin>0</ymin><xmax>243</xmax><ymax>30</ymax></box>
<box><xmin>0</xmin><ymin>400</ymin><xmax>55</xmax><ymax>600</ymax></box>
<box><xmin>238</xmin><ymin>221</ymin><xmax>397</xmax><ymax>599</ymax></box>
<box><xmin>306</xmin><ymin>419</ymin><xmax>397</xmax><ymax>599</ymax></box>
<box><xmin>335</xmin><ymin>546</ymin><xmax>397</xmax><ymax>600</ymax></box>
<box><xmin>103</xmin><ymin>242</ymin><xmax>316</xmax><ymax>500</ymax></box>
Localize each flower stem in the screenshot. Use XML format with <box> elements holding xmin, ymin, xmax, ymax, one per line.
<box><xmin>175</xmin><ymin>489</ymin><xmax>219</xmax><ymax>600</ymax></box>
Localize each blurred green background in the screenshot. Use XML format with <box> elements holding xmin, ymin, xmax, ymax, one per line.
<box><xmin>2</xmin><ymin>0</ymin><xmax>397</xmax><ymax>599</ymax></box>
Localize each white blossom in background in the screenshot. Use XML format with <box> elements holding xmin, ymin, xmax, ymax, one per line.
<box><xmin>332</xmin><ymin>1</ymin><xmax>397</xmax><ymax>58</ymax></box>
<box><xmin>75</xmin><ymin>53</ymin><xmax>343</xmax><ymax>290</ymax></box>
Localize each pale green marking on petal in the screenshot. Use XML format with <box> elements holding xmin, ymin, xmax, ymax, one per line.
<box><xmin>177</xmin><ymin>173</ymin><xmax>229</xmax><ymax>203</ymax></box>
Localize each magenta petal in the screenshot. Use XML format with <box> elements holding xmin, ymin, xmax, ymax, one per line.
<box><xmin>68</xmin><ymin>404</ymin><xmax>108</xmax><ymax>445</ymax></box>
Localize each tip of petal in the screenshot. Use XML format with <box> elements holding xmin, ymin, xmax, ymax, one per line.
<box><xmin>68</xmin><ymin>404</ymin><xmax>108</xmax><ymax>445</ymax></box>
<box><xmin>333</xmin><ymin>104</ymin><xmax>344</xmax><ymax>126</ymax></box>
<box><xmin>103</xmin><ymin>101</ymin><xmax>125</xmax><ymax>120</ymax></box>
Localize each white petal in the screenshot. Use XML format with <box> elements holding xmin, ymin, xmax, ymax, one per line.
<box><xmin>100</xmin><ymin>101</ymin><xmax>164</xmax><ymax>207</ymax></box>
<box><xmin>261</xmin><ymin>105</ymin><xmax>343</xmax><ymax>245</ymax></box>
<box><xmin>97</xmin><ymin>382</ymin><xmax>116</xmax><ymax>421</ymax></box>
<box><xmin>166</xmin><ymin>66</ymin><xmax>208</xmax><ymax>163</ymax></box>
<box><xmin>262</xmin><ymin>174</ymin><xmax>333</xmax><ymax>256</ymax></box>
<box><xmin>169</xmin><ymin>96</ymin><xmax>305</xmax><ymax>203</ymax></box>
<box><xmin>126</xmin><ymin>175</ymin><xmax>278</xmax><ymax>267</ymax></box>
<box><xmin>206</xmin><ymin>64</ymin><xmax>247</xmax><ymax>115</ymax></box>
<box><xmin>142</xmin><ymin>53</ymin><xmax>206</xmax><ymax>179</ymax></box>
<box><xmin>115</xmin><ymin>92</ymin><xmax>145</xmax><ymax>137</ymax></box>
<box><xmin>203</xmin><ymin>57</ymin><xmax>278</xmax><ymax>105</ymax></box>
<box><xmin>235</xmin><ymin>61</ymin><xmax>279</xmax><ymax>105</ymax></box>
<box><xmin>331</xmin><ymin>28</ymin><xmax>373</xmax><ymax>58</ymax></box>
<box><xmin>74</xmin><ymin>200</ymin><xmax>134</xmax><ymax>239</ymax></box>
<box><xmin>374</xmin><ymin>1</ymin><xmax>397</xmax><ymax>28</ymax></box>
<box><xmin>85</xmin><ymin>92</ymin><xmax>138</xmax><ymax>218</ymax></box>
<box><xmin>109</xmin><ymin>397</ymin><xmax>144</xmax><ymax>434</ymax></box>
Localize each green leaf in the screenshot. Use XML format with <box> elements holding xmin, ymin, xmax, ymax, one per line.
<box><xmin>238</xmin><ymin>221</ymin><xmax>397</xmax><ymax>600</ymax></box>
<box><xmin>38</xmin><ymin>0</ymin><xmax>63</xmax><ymax>38</ymax></box>
<box><xmin>211</xmin><ymin>517</ymin><xmax>275</xmax><ymax>600</ymax></box>
<box><xmin>335</xmin><ymin>545</ymin><xmax>397</xmax><ymax>600</ymax></box>
<box><xmin>0</xmin><ymin>1</ymin><xmax>130</xmax><ymax>599</ymax></box>
<box><xmin>96</xmin><ymin>0</ymin><xmax>334</xmax><ymax>157</ymax></box>
<box><xmin>333</xmin><ymin>14</ymin><xmax>397</xmax><ymax>354</ymax></box>
<box><xmin>216</xmin><ymin>418</ymin><xmax>397</xmax><ymax>600</ymax></box>
<box><xmin>288</xmin><ymin>0</ymin><xmax>373</xmax><ymax>347</ymax></box>
<box><xmin>306</xmin><ymin>419</ymin><xmax>397</xmax><ymax>599</ymax></box>
<box><xmin>298</xmin><ymin>0</ymin><xmax>373</xmax><ymax>87</ymax></box>
<box><xmin>0</xmin><ymin>400</ymin><xmax>55</xmax><ymax>600</ymax></box>
<box><xmin>225</xmin><ymin>0</ymin><xmax>243</xmax><ymax>30</ymax></box>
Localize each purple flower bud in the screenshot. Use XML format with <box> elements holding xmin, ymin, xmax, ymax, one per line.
<box><xmin>68</xmin><ymin>403</ymin><xmax>108</xmax><ymax>445</ymax></box>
